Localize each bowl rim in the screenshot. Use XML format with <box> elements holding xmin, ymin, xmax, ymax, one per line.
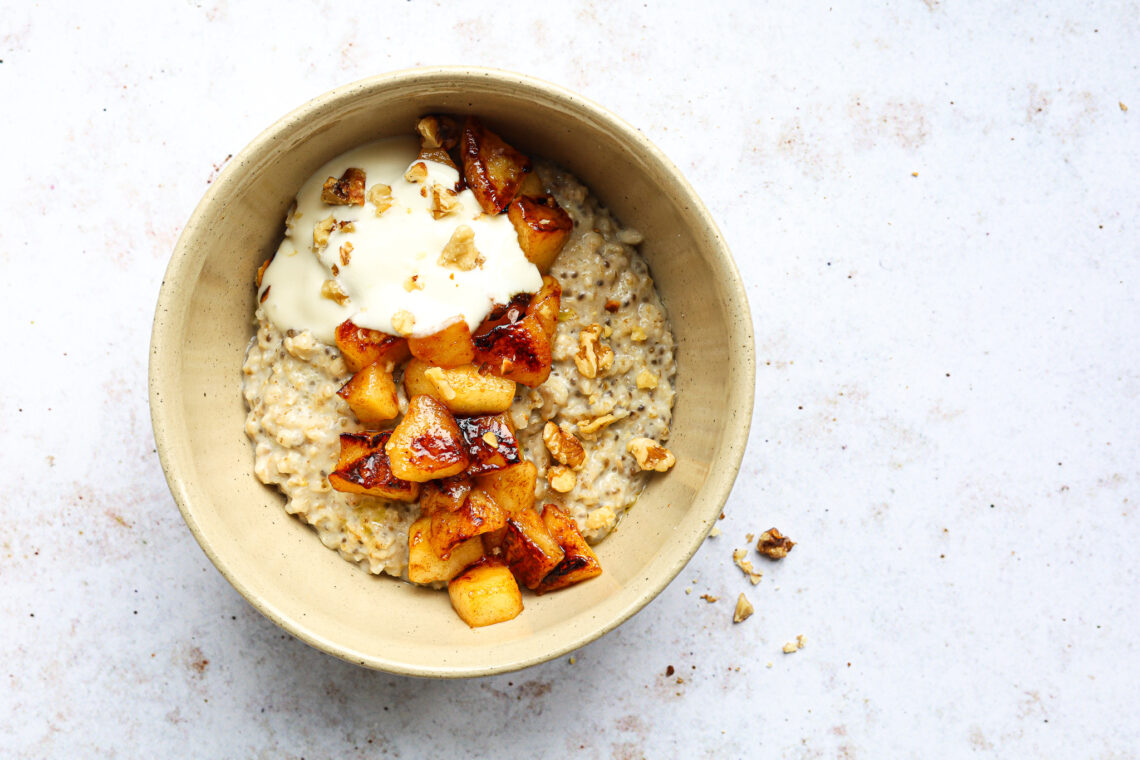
<box><xmin>149</xmin><ymin>65</ymin><xmax>755</xmax><ymax>678</ymax></box>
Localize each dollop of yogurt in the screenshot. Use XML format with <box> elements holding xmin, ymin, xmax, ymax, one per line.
<box><xmin>259</xmin><ymin>136</ymin><xmax>542</xmax><ymax>344</ymax></box>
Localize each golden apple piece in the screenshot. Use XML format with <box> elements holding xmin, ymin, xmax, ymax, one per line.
<box><xmin>481</xmin><ymin>526</ymin><xmax>508</xmax><ymax>554</ymax></box>
<box><xmin>336</xmin><ymin>361</ymin><xmax>400</xmax><ymax>425</ymax></box>
<box><xmin>472</xmin><ymin>313</ymin><xmax>553</xmax><ymax>387</ymax></box>
<box><xmin>448</xmin><ymin>556</ymin><xmax>523</xmax><ymax>628</ymax></box>
<box><xmin>419</xmin><ymin>474</ymin><xmax>473</xmax><ymax>517</ymax></box>
<box><xmin>430</xmin><ymin>489</ymin><xmax>508</xmax><ymax>558</ymax></box>
<box><xmin>385</xmin><ymin>395</ymin><xmax>470</xmax><ymax>482</ymax></box>
<box><xmin>526</xmin><ymin>275</ymin><xmax>562</xmax><ymax>339</ymax></box>
<box><xmin>456</xmin><ymin>413</ymin><xmax>520</xmax><ymax>476</ymax></box>
<box><xmin>474</xmin><ymin>461</ymin><xmax>537</xmax><ymax>516</ymax></box>
<box><xmin>407</xmin><ymin>516</ymin><xmax>484</xmax><ymax>585</ymax></box>
<box><xmin>321</xmin><ymin>167</ymin><xmax>366</xmax><ymax>206</ymax></box>
<box><xmin>335</xmin><ymin>320</ymin><xmax>411</xmax><ymax>373</ymax></box>
<box><xmin>535</xmin><ymin>504</ymin><xmax>603</xmax><ymax>593</ymax></box>
<box><xmin>501</xmin><ymin>506</ymin><xmax>565</xmax><ymax>590</ymax></box>
<box><xmin>402</xmin><ymin>357</ymin><xmax>439</xmax><ymax>401</ymax></box>
<box><xmin>328</xmin><ymin>432</ymin><xmax>419</xmax><ymax>502</ymax></box>
<box><xmin>517</xmin><ymin>172</ymin><xmax>545</xmax><ymax>197</ymax></box>
<box><xmin>407</xmin><ymin>317</ymin><xmax>476</xmax><ymax>368</ymax></box>
<box><xmin>424</xmin><ymin>363</ymin><xmax>516</xmax><ymax>415</ymax></box>
<box><xmin>460</xmin><ymin>116</ymin><xmax>532</xmax><ymax>214</ymax></box>
<box><xmin>507</xmin><ymin>194</ymin><xmax>572</xmax><ymax>273</ymax></box>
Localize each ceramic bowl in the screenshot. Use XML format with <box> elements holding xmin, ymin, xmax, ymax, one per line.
<box><xmin>149</xmin><ymin>67</ymin><xmax>754</xmax><ymax>677</ymax></box>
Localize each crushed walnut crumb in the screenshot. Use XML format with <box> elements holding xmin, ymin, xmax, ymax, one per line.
<box><xmin>708</xmin><ymin>526</ymin><xmax>721</xmax><ymax>538</ymax></box>
<box><xmin>782</xmin><ymin>635</ymin><xmax>806</xmax><ymax>654</ymax></box>
<box><xmin>313</xmin><ymin>215</ymin><xmax>337</xmax><ymax>250</ymax></box>
<box><xmin>636</xmin><ymin>369</ymin><xmax>658</xmax><ymax>390</ymax></box>
<box><xmin>428</xmin><ymin>183</ymin><xmax>461</xmax><ymax>219</ymax></box>
<box><xmin>366</xmin><ymin>183</ymin><xmax>394</xmax><ymax>216</ymax></box>
<box><xmin>403</xmin><ymin>274</ymin><xmax>423</xmax><ymax>292</ymax></box>
<box><xmin>339</xmin><ymin>242</ymin><xmax>353</xmax><ymax>267</ymax></box>
<box><xmin>438</xmin><ymin>225</ymin><xmax>483</xmax><ymax>271</ymax></box>
<box><xmin>320</xmin><ymin>167</ymin><xmax>366</xmax><ymax>206</ymax></box>
<box><xmin>700</xmin><ymin>593</ymin><xmax>718</xmax><ymax>603</ymax></box>
<box><xmin>732</xmin><ymin>548</ymin><xmax>763</xmax><ymax>585</ymax></box>
<box><xmin>548</xmin><ymin>465</ymin><xmax>577</xmax><ymax>493</ymax></box>
<box><xmin>577</xmin><ymin>411</ymin><xmax>627</xmax><ymax>438</ymax></box>
<box><xmin>391</xmin><ymin>310</ymin><xmax>415</xmax><ymax>336</ymax></box>
<box><xmin>627</xmin><ymin>437</ymin><xmax>676</xmax><ymax>472</ymax></box>
<box><xmin>733</xmin><ymin>593</ymin><xmax>754</xmax><ymax>623</ymax></box>
<box><xmin>543</xmin><ymin>422</ymin><xmax>586</xmax><ymax>469</ymax></box>
<box><xmin>320</xmin><ymin>279</ymin><xmax>350</xmax><ymax>306</ymax></box>
<box><xmin>757</xmin><ymin>528</ymin><xmax>795</xmax><ymax>559</ymax></box>
<box><xmin>403</xmin><ymin>161</ymin><xmax>428</xmax><ymax>184</ymax></box>
<box><xmin>573</xmin><ymin>324</ymin><xmax>614</xmax><ymax>379</ymax></box>
<box><xmin>630</xmin><ymin>326</ymin><xmax>648</xmax><ymax>341</ymax></box>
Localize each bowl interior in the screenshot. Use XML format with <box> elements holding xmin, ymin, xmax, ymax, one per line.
<box><xmin>150</xmin><ymin>68</ymin><xmax>754</xmax><ymax>676</ymax></box>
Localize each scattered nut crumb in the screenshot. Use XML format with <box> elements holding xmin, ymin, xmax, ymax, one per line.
<box><xmin>337</xmin><ymin>220</ymin><xmax>355</xmax><ymax>233</ymax></box>
<box><xmin>577</xmin><ymin>411</ymin><xmax>627</xmax><ymax>438</ymax></box>
<box><xmin>574</xmin><ymin>324</ymin><xmax>614</xmax><ymax>378</ymax></box>
<box><xmin>366</xmin><ymin>184</ymin><xmax>394</xmax><ymax>216</ymax></box>
<box><xmin>429</xmin><ymin>183</ymin><xmax>461</xmax><ymax>219</ymax></box>
<box><xmin>321</xmin><ymin>167</ymin><xmax>366</xmax><ymax>206</ymax></box>
<box><xmin>636</xmin><ymin>369</ymin><xmax>658</xmax><ymax>390</ymax></box>
<box><xmin>627</xmin><ymin>437</ymin><xmax>676</xmax><ymax>472</ymax></box>
<box><xmin>543</xmin><ymin>422</ymin><xmax>586</xmax><ymax>469</ymax></box>
<box><xmin>403</xmin><ymin>274</ymin><xmax>423</xmax><ymax>292</ymax></box>
<box><xmin>313</xmin><ymin>215</ymin><xmax>337</xmax><ymax>249</ymax></box>
<box><xmin>700</xmin><ymin>593</ymin><xmax>718</xmax><ymax>603</ymax></box>
<box><xmin>745</xmin><ymin>532</ymin><xmax>754</xmax><ymax>543</ymax></box>
<box><xmin>630</xmin><ymin>326</ymin><xmax>648</xmax><ymax>341</ymax></box>
<box><xmin>339</xmin><ymin>242</ymin><xmax>353</xmax><ymax>266</ymax></box>
<box><xmin>708</xmin><ymin>526</ymin><xmax>721</xmax><ymax>538</ymax></box>
<box><xmin>404</xmin><ymin>161</ymin><xmax>428</xmax><ymax>183</ymax></box>
<box><xmin>391</xmin><ymin>310</ymin><xmax>415</xmax><ymax>336</ymax></box>
<box><xmin>766</xmin><ymin>662</ymin><xmax>773</xmax><ymax>669</ymax></box>
<box><xmin>1121</xmin><ymin>102</ymin><xmax>1129</xmax><ymax>112</ymax></box>
<box><xmin>733</xmin><ymin>593</ymin><xmax>754</xmax><ymax>623</ymax></box>
<box><xmin>782</xmin><ymin>634</ymin><xmax>806</xmax><ymax>654</ymax></box>
<box><xmin>481</xmin><ymin>431</ymin><xmax>499</xmax><ymax>448</ymax></box>
<box><xmin>438</xmin><ymin>225</ymin><xmax>483</xmax><ymax>271</ymax></box>
<box><xmin>320</xmin><ymin>279</ymin><xmax>349</xmax><ymax>306</ymax></box>
<box><xmin>757</xmin><ymin>527</ymin><xmax>795</xmax><ymax>559</ymax></box>
<box><xmin>548</xmin><ymin>465</ymin><xmax>577</xmax><ymax>493</ymax></box>
<box><xmin>568</xmin><ymin>656</ymin><xmax>576</xmax><ymax>665</ymax></box>
<box><xmin>732</xmin><ymin>548</ymin><xmax>763</xmax><ymax>585</ymax></box>
<box><xmin>684</xmin><ymin>587</ymin><xmax>692</xmax><ymax>595</ymax></box>
<box><xmin>665</xmin><ymin>665</ymin><xmax>675</xmax><ymax>677</ymax></box>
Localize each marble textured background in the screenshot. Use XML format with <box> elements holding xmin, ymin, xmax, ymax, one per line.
<box><xmin>2</xmin><ymin>1</ymin><xmax>1137</xmax><ymax>757</ymax></box>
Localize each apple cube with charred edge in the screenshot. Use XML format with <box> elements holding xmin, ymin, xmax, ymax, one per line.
<box><xmin>501</xmin><ymin>506</ymin><xmax>565</xmax><ymax>590</ymax></box>
<box><xmin>424</xmin><ymin>364</ymin><xmax>516</xmax><ymax>415</ymax></box>
<box><xmin>481</xmin><ymin>526</ymin><xmax>508</xmax><ymax>554</ymax></box>
<box><xmin>526</xmin><ymin>275</ymin><xmax>562</xmax><ymax>339</ymax></box>
<box><xmin>448</xmin><ymin>556</ymin><xmax>523</xmax><ymax>628</ymax></box>
<box><xmin>336</xmin><ymin>361</ymin><xmax>400</xmax><ymax>425</ymax></box>
<box><xmin>407</xmin><ymin>516</ymin><xmax>484</xmax><ymax>585</ymax></box>
<box><xmin>456</xmin><ymin>413</ymin><xmax>520</xmax><ymax>476</ymax></box>
<box><xmin>407</xmin><ymin>317</ymin><xmax>475</xmax><ymax>368</ymax></box>
<box><xmin>472</xmin><ymin>313</ymin><xmax>552</xmax><ymax>387</ymax></box>
<box><xmin>328</xmin><ymin>432</ymin><xmax>419</xmax><ymax>502</ymax></box>
<box><xmin>535</xmin><ymin>504</ymin><xmax>603</xmax><ymax>594</ymax></box>
<box><xmin>335</xmin><ymin>320</ymin><xmax>410</xmax><ymax>373</ymax></box>
<box><xmin>321</xmin><ymin>167</ymin><xmax>366</xmax><ymax>206</ymax></box>
<box><xmin>474</xmin><ymin>461</ymin><xmax>537</xmax><ymax>516</ymax></box>
<box><xmin>460</xmin><ymin>116</ymin><xmax>532</xmax><ymax>215</ymax></box>
<box><xmin>507</xmin><ymin>195</ymin><xmax>573</xmax><ymax>274</ymax></box>
<box><xmin>402</xmin><ymin>357</ymin><xmax>438</xmax><ymax>401</ymax></box>
<box><xmin>430</xmin><ymin>489</ymin><xmax>507</xmax><ymax>558</ymax></box>
<box><xmin>385</xmin><ymin>395</ymin><xmax>469</xmax><ymax>482</ymax></box>
<box><xmin>419</xmin><ymin>475</ymin><xmax>472</xmax><ymax>516</ymax></box>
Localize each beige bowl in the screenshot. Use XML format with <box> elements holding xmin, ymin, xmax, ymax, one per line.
<box><xmin>150</xmin><ymin>67</ymin><xmax>754</xmax><ymax>677</ymax></box>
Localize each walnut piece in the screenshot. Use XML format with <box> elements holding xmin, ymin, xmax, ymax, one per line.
<box><xmin>782</xmin><ymin>634</ymin><xmax>807</xmax><ymax>654</ymax></box>
<box><xmin>320</xmin><ymin>279</ymin><xmax>350</xmax><ymax>306</ymax></box>
<box><xmin>548</xmin><ymin>465</ymin><xmax>577</xmax><ymax>493</ymax></box>
<box><xmin>573</xmin><ymin>324</ymin><xmax>614</xmax><ymax>379</ymax></box>
<box><xmin>339</xmin><ymin>242</ymin><xmax>353</xmax><ymax>267</ymax></box>
<box><xmin>543</xmin><ymin>422</ymin><xmax>585</xmax><ymax>469</ymax></box>
<box><xmin>627</xmin><ymin>437</ymin><xmax>676</xmax><ymax>472</ymax></box>
<box><xmin>630</xmin><ymin>326</ymin><xmax>648</xmax><ymax>342</ymax></box>
<box><xmin>438</xmin><ymin>225</ymin><xmax>483</xmax><ymax>271</ymax></box>
<box><xmin>429</xmin><ymin>183</ymin><xmax>461</xmax><ymax>219</ymax></box>
<box><xmin>699</xmin><ymin>593</ymin><xmax>718</xmax><ymax>603</ymax></box>
<box><xmin>636</xmin><ymin>369</ymin><xmax>658</xmax><ymax>390</ymax></box>
<box><xmin>321</xmin><ymin>167</ymin><xmax>366</xmax><ymax>206</ymax></box>
<box><xmin>366</xmin><ymin>183</ymin><xmax>394</xmax><ymax>216</ymax></box>
<box><xmin>391</xmin><ymin>310</ymin><xmax>415</xmax><ymax>336</ymax></box>
<box><xmin>733</xmin><ymin>593</ymin><xmax>754</xmax><ymax>623</ymax></box>
<box><xmin>756</xmin><ymin>528</ymin><xmax>796</xmax><ymax>559</ymax></box>
<box><xmin>577</xmin><ymin>411</ymin><xmax>627</xmax><ymax>438</ymax></box>
<box><xmin>732</xmin><ymin>548</ymin><xmax>763</xmax><ymax>585</ymax></box>
<box><xmin>403</xmin><ymin>274</ymin><xmax>424</xmax><ymax>292</ymax></box>
<box><xmin>313</xmin><ymin>215</ymin><xmax>337</xmax><ymax>250</ymax></box>
<box><xmin>404</xmin><ymin>161</ymin><xmax>428</xmax><ymax>184</ymax></box>
<box><xmin>481</xmin><ymin>431</ymin><xmax>498</xmax><ymax>447</ymax></box>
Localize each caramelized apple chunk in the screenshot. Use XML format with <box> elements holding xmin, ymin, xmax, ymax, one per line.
<box><xmin>328</xmin><ymin>432</ymin><xmax>419</xmax><ymax>502</ymax></box>
<box><xmin>535</xmin><ymin>504</ymin><xmax>603</xmax><ymax>593</ymax></box>
<box><xmin>419</xmin><ymin>475</ymin><xmax>473</xmax><ymax>516</ymax></box>
<box><xmin>473</xmin><ymin>461</ymin><xmax>537</xmax><ymax>516</ymax></box>
<box><xmin>448</xmin><ymin>556</ymin><xmax>523</xmax><ymax>628</ymax></box>
<box><xmin>424</xmin><ymin>364</ymin><xmax>516</xmax><ymax>415</ymax></box>
<box><xmin>501</xmin><ymin>506</ymin><xmax>565</xmax><ymax>589</ymax></box>
<box><xmin>407</xmin><ymin>317</ymin><xmax>476</xmax><ymax>368</ymax></box>
<box><xmin>334</xmin><ymin>320</ymin><xmax>410</xmax><ymax>373</ymax></box>
<box><xmin>430</xmin><ymin>489</ymin><xmax>507</xmax><ymax>558</ymax></box>
<box><xmin>456</xmin><ymin>413</ymin><xmax>520</xmax><ymax>475</ymax></box>
<box><xmin>460</xmin><ymin>116</ymin><xmax>532</xmax><ymax>214</ymax></box>
<box><xmin>507</xmin><ymin>194</ymin><xmax>572</xmax><ymax>273</ymax></box>
<box><xmin>337</xmin><ymin>361</ymin><xmax>400</xmax><ymax>425</ymax></box>
<box><xmin>407</xmin><ymin>516</ymin><xmax>483</xmax><ymax>584</ymax></box>
<box><xmin>526</xmin><ymin>275</ymin><xmax>562</xmax><ymax>338</ymax></box>
<box><xmin>472</xmin><ymin>313</ymin><xmax>552</xmax><ymax>387</ymax></box>
<box><xmin>385</xmin><ymin>395</ymin><xmax>469</xmax><ymax>482</ymax></box>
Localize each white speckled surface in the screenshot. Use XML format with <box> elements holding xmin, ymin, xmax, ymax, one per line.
<box><xmin>2</xmin><ymin>1</ymin><xmax>1138</xmax><ymax>756</ymax></box>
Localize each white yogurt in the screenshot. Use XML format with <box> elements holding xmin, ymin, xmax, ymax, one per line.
<box><xmin>259</xmin><ymin>136</ymin><xmax>541</xmax><ymax>344</ymax></box>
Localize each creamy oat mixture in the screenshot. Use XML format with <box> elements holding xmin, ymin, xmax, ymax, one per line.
<box><xmin>242</xmin><ymin>154</ymin><xmax>676</xmax><ymax>579</ymax></box>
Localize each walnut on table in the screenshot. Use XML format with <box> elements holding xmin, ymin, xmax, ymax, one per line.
<box><xmin>757</xmin><ymin>528</ymin><xmax>795</xmax><ymax>559</ymax></box>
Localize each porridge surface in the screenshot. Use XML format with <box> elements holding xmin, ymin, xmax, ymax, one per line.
<box><xmin>242</xmin><ymin>162</ymin><xmax>676</xmax><ymax>578</ymax></box>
